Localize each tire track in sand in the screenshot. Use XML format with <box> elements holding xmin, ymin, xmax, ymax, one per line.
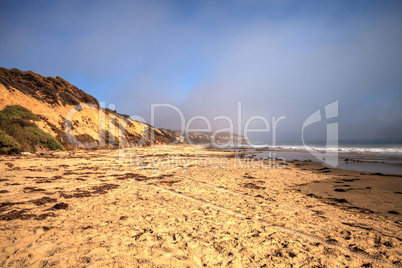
<box><xmin>177</xmin><ymin>176</ymin><xmax>402</xmax><ymax>242</ymax></box>
<box><xmin>131</xmin><ymin>157</ymin><xmax>396</xmax><ymax>267</ymax></box>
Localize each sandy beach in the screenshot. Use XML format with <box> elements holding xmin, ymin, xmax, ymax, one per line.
<box><xmin>0</xmin><ymin>145</ymin><xmax>401</xmax><ymax>267</ymax></box>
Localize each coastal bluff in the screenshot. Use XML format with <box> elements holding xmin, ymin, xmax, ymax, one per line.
<box><xmin>0</xmin><ymin>68</ymin><xmax>245</xmax><ymax>153</ymax></box>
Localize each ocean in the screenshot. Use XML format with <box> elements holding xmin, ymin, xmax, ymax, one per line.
<box><xmin>226</xmin><ymin>140</ymin><xmax>402</xmax><ymax>175</ymax></box>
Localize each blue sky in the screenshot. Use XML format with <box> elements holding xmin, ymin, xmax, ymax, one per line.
<box><xmin>1</xmin><ymin>0</ymin><xmax>401</xmax><ymax>143</ymax></box>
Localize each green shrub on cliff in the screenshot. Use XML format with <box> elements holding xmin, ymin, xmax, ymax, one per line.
<box><xmin>0</xmin><ymin>104</ymin><xmax>40</xmax><ymax>121</ymax></box>
<box><xmin>0</xmin><ymin>130</ymin><xmax>21</xmax><ymax>154</ymax></box>
<box><xmin>0</xmin><ymin>105</ymin><xmax>63</xmax><ymax>153</ymax></box>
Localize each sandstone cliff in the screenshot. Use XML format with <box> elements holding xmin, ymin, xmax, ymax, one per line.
<box><xmin>0</xmin><ymin>68</ymin><xmax>245</xmax><ymax>153</ymax></box>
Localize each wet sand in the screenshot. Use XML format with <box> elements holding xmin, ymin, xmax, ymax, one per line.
<box><xmin>0</xmin><ymin>145</ymin><xmax>401</xmax><ymax>267</ymax></box>
<box><xmin>254</xmin><ymin>149</ymin><xmax>402</xmax><ymax>175</ymax></box>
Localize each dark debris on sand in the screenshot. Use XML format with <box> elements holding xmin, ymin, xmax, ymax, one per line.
<box><xmin>0</xmin><ymin>197</ymin><xmax>61</xmax><ymax>220</ymax></box>
<box><xmin>60</xmin><ymin>183</ymin><xmax>120</xmax><ymax>199</ymax></box>
<box><xmin>388</xmin><ymin>210</ymin><xmax>400</xmax><ymax>215</ymax></box>
<box><xmin>92</xmin><ymin>183</ymin><xmax>119</xmax><ymax>193</ymax></box>
<box><xmin>50</xmin><ymin>202</ymin><xmax>69</xmax><ymax>210</ymax></box>
<box><xmin>0</xmin><ymin>201</ymin><xmax>25</xmax><ymax>213</ymax></box>
<box><xmin>0</xmin><ymin>209</ymin><xmax>34</xmax><ymax>221</ymax></box>
<box><xmin>243</xmin><ymin>183</ymin><xmax>266</xmax><ymax>190</ymax></box>
<box><xmin>0</xmin><ymin>209</ymin><xmax>55</xmax><ymax>221</ymax></box>
<box><xmin>23</xmin><ymin>187</ymin><xmax>46</xmax><ymax>193</ymax></box>
<box><xmin>60</xmin><ymin>190</ymin><xmax>92</xmax><ymax>199</ymax></box>
<box><xmin>30</xmin><ymin>197</ymin><xmax>58</xmax><ymax>206</ymax></box>
<box><xmin>158</xmin><ymin>180</ymin><xmax>181</xmax><ymax>186</ymax></box>
<box><xmin>116</xmin><ymin>173</ymin><xmax>150</xmax><ymax>181</ymax></box>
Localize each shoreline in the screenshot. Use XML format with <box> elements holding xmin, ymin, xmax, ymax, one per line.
<box><xmin>224</xmin><ymin>146</ymin><xmax>402</xmax><ymax>175</ymax></box>
<box><xmin>0</xmin><ymin>145</ymin><xmax>401</xmax><ymax>266</ymax></box>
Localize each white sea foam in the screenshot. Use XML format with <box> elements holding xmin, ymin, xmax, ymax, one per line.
<box><xmin>221</xmin><ymin>141</ymin><xmax>402</xmax><ymax>156</ymax></box>
<box><xmin>272</xmin><ymin>144</ymin><xmax>402</xmax><ymax>156</ymax></box>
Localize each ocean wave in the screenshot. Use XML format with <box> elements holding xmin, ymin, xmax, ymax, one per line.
<box><xmin>272</xmin><ymin>144</ymin><xmax>402</xmax><ymax>155</ymax></box>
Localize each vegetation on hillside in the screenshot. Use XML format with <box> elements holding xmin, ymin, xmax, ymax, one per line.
<box><xmin>0</xmin><ymin>130</ymin><xmax>21</xmax><ymax>154</ymax></box>
<box><xmin>0</xmin><ymin>67</ymin><xmax>212</xmax><ymax>149</ymax></box>
<box><xmin>0</xmin><ymin>67</ymin><xmax>99</xmax><ymax>107</ymax></box>
<box><xmin>0</xmin><ymin>105</ymin><xmax>63</xmax><ymax>154</ymax></box>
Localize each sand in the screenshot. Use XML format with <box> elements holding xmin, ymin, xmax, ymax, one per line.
<box><xmin>0</xmin><ymin>145</ymin><xmax>401</xmax><ymax>267</ymax></box>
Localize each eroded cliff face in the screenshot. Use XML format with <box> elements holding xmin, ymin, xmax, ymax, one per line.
<box><xmin>0</xmin><ymin>68</ymin><xmax>245</xmax><ymax>152</ymax></box>
<box><xmin>0</xmin><ymin>68</ymin><xmax>174</xmax><ymax>150</ymax></box>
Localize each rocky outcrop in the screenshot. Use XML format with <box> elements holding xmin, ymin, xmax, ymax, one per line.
<box><xmin>159</xmin><ymin>129</ymin><xmax>247</xmax><ymax>145</ymax></box>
